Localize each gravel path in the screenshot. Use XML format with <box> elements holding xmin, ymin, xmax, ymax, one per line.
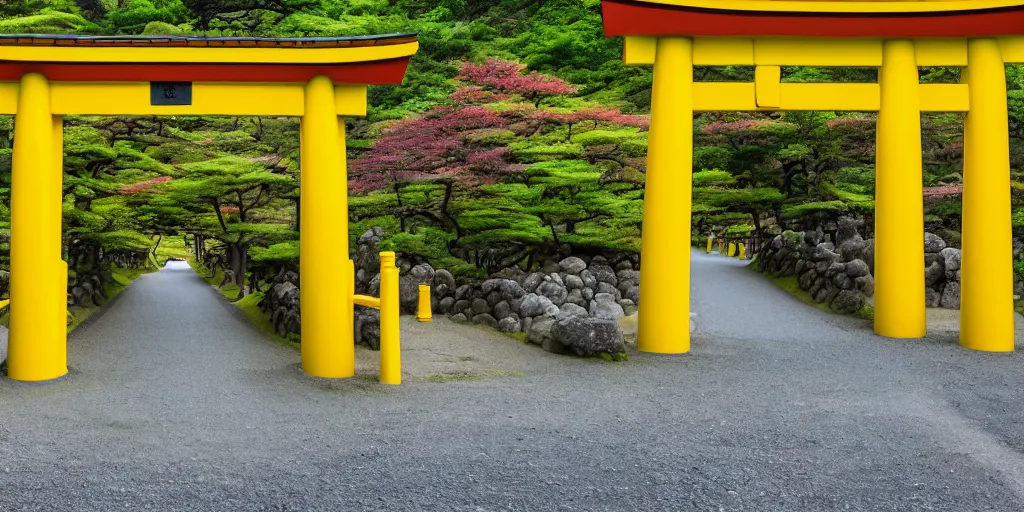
<box><xmin>2</xmin><ymin>257</ymin><xmax>1024</xmax><ymax>511</ymax></box>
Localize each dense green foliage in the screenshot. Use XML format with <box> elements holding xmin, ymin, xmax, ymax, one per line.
<box><xmin>0</xmin><ymin>0</ymin><xmax>1022</xmax><ymax>300</ymax></box>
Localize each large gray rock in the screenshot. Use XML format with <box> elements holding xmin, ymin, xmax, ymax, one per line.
<box><xmin>455</xmin><ymin>284</ymin><xmax>473</xmax><ymax>301</ymax></box>
<box><xmin>497</xmin><ymin>316</ymin><xmax>521</xmax><ymax>333</ymax></box>
<box><xmin>831</xmin><ymin>290</ymin><xmax>865</xmax><ymax>313</ymax></box>
<box><xmin>558</xmin><ymin>302</ymin><xmax>589</xmax><ymax>319</ymax></box>
<box><xmin>536</xmin><ymin>279</ymin><xmax>568</xmax><ymax>306</ymax></box>
<box><xmin>589</xmin><ymin>293</ymin><xmax>625</xmax><ymax>321</ymax></box>
<box><xmin>552</xmin><ymin>316</ymin><xmax>625</xmax><ymax>356</ymax></box>
<box><xmin>596</xmin><ymin>282</ymin><xmax>621</xmax><ymax>300</ymax></box>
<box><xmin>926</xmin><ymin>286</ymin><xmax>943</xmax><ymax>307</ymax></box>
<box><xmin>940</xmin><ymin>281</ymin><xmax>961</xmax><ymax>309</ymax></box>
<box><xmin>520</xmin><ymin>293</ymin><xmax>558</xmax><ymax>318</ymax></box>
<box><xmin>493</xmin><ymin>301</ymin><xmax>512</xmax><ymax>320</ymax></box>
<box><xmin>618</xmin><ymin>299</ymin><xmax>638</xmax><ymax>316</ymax></box>
<box><xmin>924</xmin><ymin>232</ymin><xmax>947</xmax><ymax>253</ymax></box>
<box><xmin>558</xmin><ymin>257</ymin><xmax>587</xmax><ymax>275</ymax></box>
<box><xmin>845</xmin><ymin>259</ymin><xmax>869</xmax><ymax>279</ymax></box>
<box><xmin>438</xmin><ymin>296</ymin><xmax>455</xmax><ymax>315</ymax></box>
<box><xmin>565</xmin><ymin>288</ymin><xmax>587</xmax><ymax>307</ymax></box>
<box><xmin>399</xmin><ymin>265</ymin><xmax>433</xmax><ymax>314</ymax></box>
<box><xmin>939</xmin><ymin>247</ymin><xmax>961</xmax><ymax>278</ymax></box>
<box><xmin>854</xmin><ymin>275</ymin><xmax>874</xmax><ymax>297</ymax></box>
<box><xmin>473</xmin><ymin>313</ymin><xmax>498</xmax><ymax>328</ymax></box>
<box><xmin>925</xmin><ymin>261</ymin><xmax>945</xmax><ymax>286</ymax></box>
<box><xmin>564</xmin><ymin>274</ymin><xmax>584</xmax><ymax>290</ymax></box>
<box><xmin>526</xmin><ymin>315</ymin><xmax>556</xmax><ymax>345</ymax></box>
<box><xmin>838</xmin><ymin>239</ymin><xmax>868</xmax><ymax>263</ymax></box>
<box><xmin>616</xmin><ymin>269</ymin><xmax>640</xmax><ymax>289</ymax></box>
<box><xmin>580</xmin><ymin>269</ymin><xmax>598</xmax><ymax>290</ymax></box>
<box><xmin>433</xmin><ymin>269</ymin><xmax>456</xmax><ymax>295</ymax></box>
<box><xmin>589</xmin><ymin>264</ymin><xmax>618</xmax><ymax>286</ymax></box>
<box><xmin>353</xmin><ymin>307</ymin><xmax>381</xmax><ymax>350</ymax></box>
<box><xmin>624</xmin><ymin>285</ymin><xmax>639</xmax><ymax>305</ymax></box>
<box><xmin>521</xmin><ymin>273</ymin><xmax>544</xmax><ymax>294</ymax></box>
<box><xmin>471</xmin><ymin>298</ymin><xmax>490</xmax><ymax>315</ymax></box>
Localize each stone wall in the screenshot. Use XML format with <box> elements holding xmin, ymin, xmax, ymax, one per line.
<box><xmin>757</xmin><ymin>216</ymin><xmax>963</xmax><ymax>311</ymax></box>
<box><xmin>353</xmin><ymin>228</ymin><xmax>634</xmax><ymax>357</ymax></box>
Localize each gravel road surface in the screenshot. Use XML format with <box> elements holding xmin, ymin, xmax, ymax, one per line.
<box><xmin>1</xmin><ymin>256</ymin><xmax>1023</xmax><ymax>511</ymax></box>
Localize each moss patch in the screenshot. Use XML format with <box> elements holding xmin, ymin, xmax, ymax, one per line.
<box><xmin>501</xmin><ymin>331</ymin><xmax>529</xmax><ymax>343</ymax></box>
<box><xmin>760</xmin><ymin>270</ymin><xmax>873</xmax><ymax>320</ymax></box>
<box><xmin>425</xmin><ymin>369</ymin><xmax>525</xmax><ymax>383</ymax></box>
<box><xmin>236</xmin><ymin>291</ymin><xmax>299</xmax><ymax>350</ymax></box>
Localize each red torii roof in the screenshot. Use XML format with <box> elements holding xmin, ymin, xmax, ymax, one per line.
<box><xmin>602</xmin><ymin>0</ymin><xmax>1024</xmax><ymax>38</ymax></box>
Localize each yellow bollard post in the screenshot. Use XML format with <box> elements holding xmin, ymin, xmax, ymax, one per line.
<box><xmin>738</xmin><ymin>243</ymin><xmax>746</xmax><ymax>260</ymax></box>
<box><xmin>8</xmin><ymin>73</ymin><xmax>67</xmax><ymax>382</ymax></box>
<box><xmin>960</xmin><ymin>39</ymin><xmax>1014</xmax><ymax>352</ymax></box>
<box><xmin>706</xmin><ymin>238</ymin><xmax>712</xmax><ymax>254</ymax></box>
<box><xmin>299</xmin><ymin>75</ymin><xmax>353</xmax><ymax>378</ymax></box>
<box><xmin>638</xmin><ymin>36</ymin><xmax>692</xmax><ymax>354</ymax></box>
<box><xmin>874</xmin><ymin>40</ymin><xmax>926</xmax><ymax>339</ymax></box>
<box><xmin>728</xmin><ymin>242</ymin><xmax>736</xmax><ymax>257</ymax></box>
<box><xmin>379</xmin><ymin>251</ymin><xmax>401</xmax><ymax>384</ymax></box>
<box><xmin>416</xmin><ymin>284</ymin><xmax>432</xmax><ymax>322</ymax></box>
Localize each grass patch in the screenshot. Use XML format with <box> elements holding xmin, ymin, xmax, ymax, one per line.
<box><xmin>762</xmin><ymin>273</ymin><xmax>835</xmax><ymax>314</ymax></box>
<box><xmin>501</xmin><ymin>331</ymin><xmax>529</xmax><ymax>343</ymax></box>
<box><xmin>236</xmin><ymin>291</ymin><xmax>299</xmax><ymax>349</ymax></box>
<box><xmin>760</xmin><ymin>270</ymin><xmax>874</xmax><ymax>320</ymax></box>
<box><xmin>425</xmin><ymin>369</ymin><xmax>525</xmax><ymax>383</ymax></box>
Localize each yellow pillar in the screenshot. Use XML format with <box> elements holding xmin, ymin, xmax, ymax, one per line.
<box><xmin>960</xmin><ymin>39</ymin><xmax>1013</xmax><ymax>352</ymax></box>
<box><xmin>416</xmin><ymin>284</ymin><xmax>432</xmax><ymax>322</ymax></box>
<box><xmin>727</xmin><ymin>242</ymin><xmax>736</xmax><ymax>257</ymax></box>
<box><xmin>299</xmin><ymin>75</ymin><xmax>353</xmax><ymax>378</ymax></box>
<box><xmin>738</xmin><ymin>243</ymin><xmax>746</xmax><ymax>260</ymax></box>
<box><xmin>874</xmin><ymin>40</ymin><xmax>926</xmax><ymax>339</ymax></box>
<box><xmin>8</xmin><ymin>73</ymin><xmax>66</xmax><ymax>382</ymax></box>
<box><xmin>706</xmin><ymin>238</ymin><xmax>712</xmax><ymax>254</ymax></box>
<box><xmin>379</xmin><ymin>251</ymin><xmax>401</xmax><ymax>384</ymax></box>
<box><xmin>638</xmin><ymin>37</ymin><xmax>692</xmax><ymax>354</ymax></box>
<box><xmin>338</xmin><ymin>118</ymin><xmax>355</xmax><ymax>361</ymax></box>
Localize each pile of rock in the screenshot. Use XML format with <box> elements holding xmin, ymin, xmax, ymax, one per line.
<box><xmin>435</xmin><ymin>255</ymin><xmax>637</xmax><ymax>356</ymax></box>
<box><xmin>924</xmin><ymin>233</ymin><xmax>962</xmax><ymax>308</ymax></box>
<box><xmin>351</xmin><ymin>227</ymin><xmax>632</xmax><ymax>357</ymax></box>
<box><xmin>758</xmin><ymin>216</ymin><xmax>964</xmax><ymax>311</ymax></box>
<box><xmin>68</xmin><ymin>272</ymin><xmax>106</xmax><ymax>310</ymax></box>
<box><xmin>258</xmin><ymin>269</ymin><xmax>300</xmax><ymax>337</ymax></box>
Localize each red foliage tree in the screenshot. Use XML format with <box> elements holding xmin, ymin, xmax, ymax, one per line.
<box><xmin>457</xmin><ymin>58</ymin><xmax>578</xmax><ymax>106</ymax></box>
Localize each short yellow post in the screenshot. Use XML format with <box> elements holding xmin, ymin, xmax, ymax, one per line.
<box><xmin>738</xmin><ymin>243</ymin><xmax>746</xmax><ymax>260</ymax></box>
<box><xmin>874</xmin><ymin>40</ymin><xmax>926</xmax><ymax>339</ymax></box>
<box><xmin>299</xmin><ymin>75</ymin><xmax>353</xmax><ymax>378</ymax></box>
<box><xmin>727</xmin><ymin>242</ymin><xmax>736</xmax><ymax>257</ymax></box>
<box><xmin>960</xmin><ymin>39</ymin><xmax>1014</xmax><ymax>352</ymax></box>
<box><xmin>638</xmin><ymin>36</ymin><xmax>692</xmax><ymax>354</ymax></box>
<box><xmin>706</xmin><ymin>238</ymin><xmax>712</xmax><ymax>254</ymax></box>
<box><xmin>8</xmin><ymin>73</ymin><xmax>67</xmax><ymax>382</ymax></box>
<box><xmin>379</xmin><ymin>251</ymin><xmax>401</xmax><ymax>384</ymax></box>
<box><xmin>416</xmin><ymin>284</ymin><xmax>432</xmax><ymax>322</ymax></box>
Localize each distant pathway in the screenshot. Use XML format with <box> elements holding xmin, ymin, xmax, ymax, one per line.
<box><xmin>690</xmin><ymin>249</ymin><xmax>867</xmax><ymax>342</ymax></box>
<box><xmin>1</xmin><ymin>260</ymin><xmax>1024</xmax><ymax>511</ymax></box>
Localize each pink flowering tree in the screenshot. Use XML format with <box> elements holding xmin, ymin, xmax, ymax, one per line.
<box><xmin>350</xmin><ymin>104</ymin><xmax>523</xmax><ymax>237</ymax></box>
<box><xmin>457</xmin><ymin>58</ymin><xmax>578</xmax><ymax>107</ymax></box>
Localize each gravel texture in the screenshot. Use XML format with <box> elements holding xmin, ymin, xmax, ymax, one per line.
<box><xmin>1</xmin><ymin>256</ymin><xmax>1024</xmax><ymax>511</ymax></box>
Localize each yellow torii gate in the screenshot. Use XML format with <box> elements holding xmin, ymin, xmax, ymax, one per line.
<box><xmin>0</xmin><ymin>34</ymin><xmax>417</xmax><ymax>382</ymax></box>
<box><xmin>600</xmin><ymin>0</ymin><xmax>1024</xmax><ymax>353</ymax></box>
